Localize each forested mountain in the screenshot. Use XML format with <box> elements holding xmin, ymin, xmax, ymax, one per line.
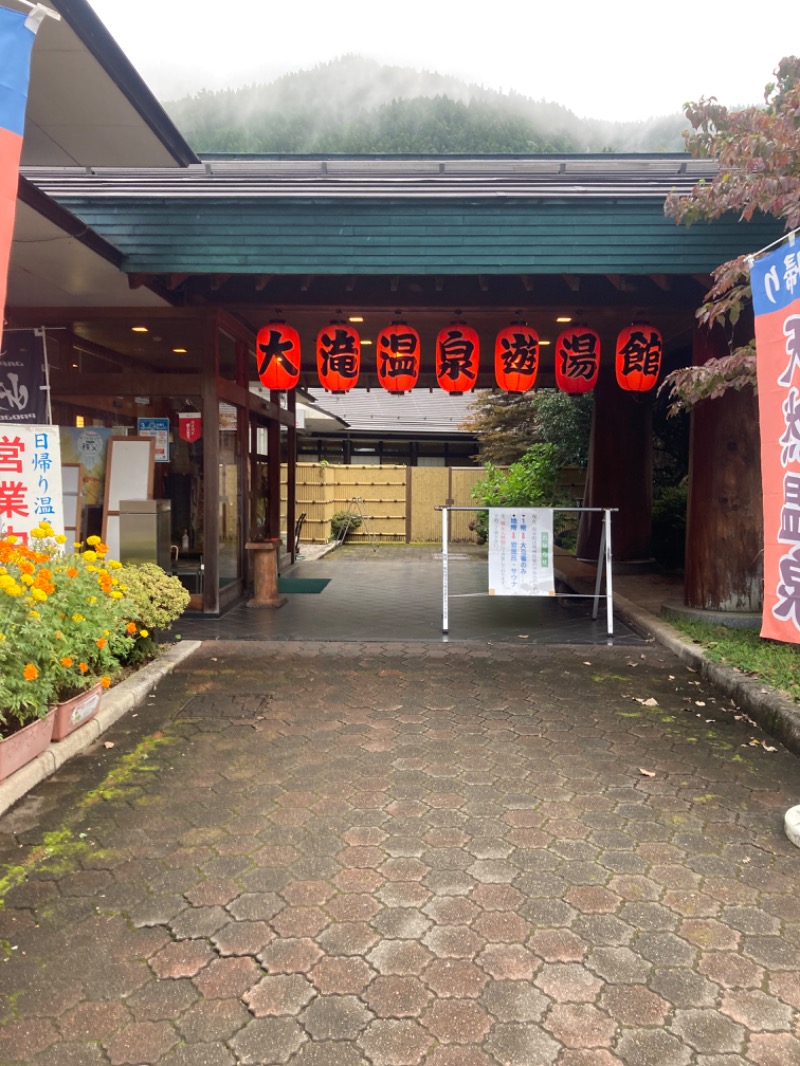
<box><xmin>164</xmin><ymin>55</ymin><xmax>686</xmax><ymax>155</ymax></box>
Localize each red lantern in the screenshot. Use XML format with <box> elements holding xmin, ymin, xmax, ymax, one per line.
<box><xmin>555</xmin><ymin>327</ymin><xmax>601</xmax><ymax>394</ymax></box>
<box><xmin>436</xmin><ymin>323</ymin><xmax>479</xmax><ymax>394</ymax></box>
<box><xmin>615</xmin><ymin>324</ymin><xmax>662</xmax><ymax>392</ymax></box>
<box><xmin>316</xmin><ymin>322</ymin><xmax>360</xmax><ymax>392</ymax></box>
<box><xmin>376</xmin><ymin>323</ymin><xmax>421</xmax><ymax>393</ymax></box>
<box><xmin>256</xmin><ymin>322</ymin><xmax>301</xmax><ymax>390</ymax></box>
<box><xmin>495</xmin><ymin>325</ymin><xmax>539</xmax><ymax>392</ymax></box>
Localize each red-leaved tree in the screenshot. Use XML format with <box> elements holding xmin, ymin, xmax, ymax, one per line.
<box><xmin>663</xmin><ymin>56</ymin><xmax>800</xmax><ymax>409</ymax></box>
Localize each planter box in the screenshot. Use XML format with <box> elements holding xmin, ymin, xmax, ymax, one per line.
<box><xmin>52</xmin><ymin>684</ymin><xmax>103</xmax><ymax>742</ymax></box>
<box><xmin>0</xmin><ymin>711</ymin><xmax>55</xmax><ymax>782</ymax></box>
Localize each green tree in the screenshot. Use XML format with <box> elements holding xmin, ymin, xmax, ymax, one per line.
<box><xmin>663</xmin><ymin>56</ymin><xmax>800</xmax><ymax>409</ymax></box>
<box><xmin>460</xmin><ymin>389</ymin><xmax>593</xmax><ymax>467</ymax></box>
<box><xmin>469</xmin><ymin>445</ymin><xmax>562</xmax><ymax>543</ymax></box>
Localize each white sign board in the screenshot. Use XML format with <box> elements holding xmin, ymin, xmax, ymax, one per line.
<box><xmin>488</xmin><ymin>508</ymin><xmax>554</xmax><ymax>596</ymax></box>
<box><xmin>0</xmin><ymin>424</ymin><xmax>64</xmax><ymax>543</ymax></box>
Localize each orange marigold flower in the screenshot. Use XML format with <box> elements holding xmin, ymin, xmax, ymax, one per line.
<box><xmin>23</xmin><ymin>663</ymin><xmax>38</xmax><ymax>681</ymax></box>
<box><xmin>100</xmin><ymin>676</ymin><xmax>111</xmax><ymax>689</ymax></box>
<box><xmin>66</xmin><ymin>567</ymin><xmax>78</xmax><ymax>579</ymax></box>
<box><xmin>126</xmin><ymin>621</ymin><xmax>137</xmax><ymax>634</ymax></box>
<box><xmin>78</xmin><ymin>662</ymin><xmax>89</xmax><ymax>674</ymax></box>
<box><xmin>96</xmin><ymin>637</ymin><xmax>107</xmax><ymax>649</ymax></box>
<box><xmin>61</xmin><ymin>657</ymin><xmax>74</xmax><ymax>667</ymax></box>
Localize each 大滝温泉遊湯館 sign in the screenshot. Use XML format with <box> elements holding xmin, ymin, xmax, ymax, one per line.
<box><xmin>752</xmin><ymin>242</ymin><xmax>800</xmax><ymax>645</ymax></box>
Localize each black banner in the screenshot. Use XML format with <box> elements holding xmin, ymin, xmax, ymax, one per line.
<box><xmin>0</xmin><ymin>329</ymin><xmax>47</xmax><ymax>423</ymax></box>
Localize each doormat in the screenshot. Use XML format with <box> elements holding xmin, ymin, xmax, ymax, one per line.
<box><xmin>277</xmin><ymin>577</ymin><xmax>331</xmax><ymax>593</ymax></box>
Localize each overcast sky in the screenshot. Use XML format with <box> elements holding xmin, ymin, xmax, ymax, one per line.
<box><xmin>88</xmin><ymin>0</ymin><xmax>794</xmax><ymax>122</ymax></box>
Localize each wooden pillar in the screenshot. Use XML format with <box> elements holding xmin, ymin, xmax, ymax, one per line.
<box><xmin>576</xmin><ymin>352</ymin><xmax>654</xmax><ymax>563</ymax></box>
<box><xmin>201</xmin><ymin>319</ymin><xmax>220</xmax><ymax>613</ymax></box>
<box><xmin>287</xmin><ymin>390</ymin><xmax>297</xmax><ymax>563</ymax></box>
<box><xmin>266</xmin><ymin>391</ymin><xmax>282</xmax><ymax>541</ymax></box>
<box><xmin>684</xmin><ymin>327</ymin><xmax>763</xmax><ymax>611</ymax></box>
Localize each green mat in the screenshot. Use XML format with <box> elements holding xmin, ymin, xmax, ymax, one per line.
<box><xmin>277</xmin><ymin>576</ymin><xmax>330</xmax><ymax>594</ymax></box>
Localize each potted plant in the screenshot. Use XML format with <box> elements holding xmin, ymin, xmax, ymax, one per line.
<box><xmin>0</xmin><ymin>524</ymin><xmax>189</xmax><ymax>770</ymax></box>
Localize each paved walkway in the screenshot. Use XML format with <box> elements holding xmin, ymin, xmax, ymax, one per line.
<box><xmin>1</xmin><ymin>639</ymin><xmax>799</xmax><ymax>1065</ymax></box>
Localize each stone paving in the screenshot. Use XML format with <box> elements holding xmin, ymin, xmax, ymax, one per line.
<box><xmin>1</xmin><ymin>640</ymin><xmax>799</xmax><ymax>1065</ymax></box>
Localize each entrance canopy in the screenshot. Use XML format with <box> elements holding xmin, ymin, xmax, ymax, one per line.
<box><xmin>21</xmin><ymin>154</ymin><xmax>784</xmax><ymax>390</ymax></box>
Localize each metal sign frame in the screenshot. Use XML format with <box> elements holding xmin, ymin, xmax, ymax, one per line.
<box><xmin>438</xmin><ymin>506</ymin><xmax>617</xmax><ymax>637</ymax></box>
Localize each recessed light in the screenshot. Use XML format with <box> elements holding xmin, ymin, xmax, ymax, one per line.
<box><xmin>361</xmin><ymin>339</ymin><xmax>373</xmax><ymax>346</ymax></box>
<box><xmin>349</xmin><ymin>315</ymin><xmax>364</xmax><ymax>323</ymax></box>
<box><xmin>131</xmin><ymin>326</ymin><xmax>148</xmax><ymax>333</ymax></box>
<box><xmin>172</xmin><ymin>347</ymin><xmax>188</xmax><ymax>354</ymax></box>
<box><xmin>539</xmin><ymin>339</ymin><xmax>552</xmax><ymax>346</ymax></box>
<box><xmin>556</xmin><ymin>316</ymin><xmax>572</xmax><ymax>323</ymax></box>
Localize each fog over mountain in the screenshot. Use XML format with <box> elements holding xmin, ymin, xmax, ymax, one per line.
<box><xmin>164</xmin><ymin>56</ymin><xmax>687</xmax><ymax>155</ymax></box>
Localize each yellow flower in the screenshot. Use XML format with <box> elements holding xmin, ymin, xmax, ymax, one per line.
<box><xmin>139</xmin><ymin>629</ymin><xmax>149</xmax><ymax>638</ymax></box>
<box><xmin>55</xmin><ymin>534</ymin><xmax>67</xmax><ymax>545</ymax></box>
<box><xmin>28</xmin><ymin>610</ymin><xmax>40</xmax><ymax>619</ymax></box>
<box><xmin>72</xmin><ymin>613</ymin><xmax>85</xmax><ymax>623</ymax></box>
<box><xmin>23</xmin><ymin>663</ymin><xmax>38</xmax><ymax>681</ymax></box>
<box><xmin>107</xmin><ymin>559</ymin><xmax>123</xmax><ymax>570</ymax></box>
<box><xmin>82</xmin><ymin>550</ymin><xmax>98</xmax><ymax>562</ymax></box>
<box><xmin>31</xmin><ymin>587</ymin><xmax>47</xmax><ymax>602</ymax></box>
<box><xmin>86</xmin><ymin>535</ymin><xmax>101</xmax><ymax>546</ymax></box>
<box><xmin>110</xmin><ymin>591</ymin><xmax>123</xmax><ymax>600</ymax></box>
<box><xmin>20</xmin><ymin>573</ymin><xmax>34</xmax><ymax>586</ymax></box>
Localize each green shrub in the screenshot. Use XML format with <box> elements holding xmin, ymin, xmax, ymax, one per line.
<box><xmin>470</xmin><ymin>445</ymin><xmax>561</xmax><ymax>543</ymax></box>
<box><xmin>652</xmin><ymin>482</ymin><xmax>688</xmax><ymax>571</ymax></box>
<box><xmin>330</xmin><ymin>510</ymin><xmax>362</xmax><ymax>541</ymax></box>
<box><xmin>118</xmin><ymin>564</ymin><xmax>190</xmax><ymax>661</ymax></box>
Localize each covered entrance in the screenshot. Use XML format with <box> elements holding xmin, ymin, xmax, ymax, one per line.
<box><xmin>12</xmin><ymin>156</ymin><xmax>783</xmax><ymax>619</ymax></box>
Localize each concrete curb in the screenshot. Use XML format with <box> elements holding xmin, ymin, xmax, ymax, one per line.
<box><xmin>0</xmin><ymin>640</ymin><xmax>202</xmax><ymax>818</ymax></box>
<box><xmin>613</xmin><ymin>593</ymin><xmax>800</xmax><ymax>759</ymax></box>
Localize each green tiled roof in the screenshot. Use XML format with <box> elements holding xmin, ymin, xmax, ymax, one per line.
<box><xmin>48</xmin><ymin>195</ymin><xmax>779</xmax><ymax>276</ymax></box>
<box><xmin>28</xmin><ymin>156</ymin><xmax>782</xmax><ymax>277</ymax></box>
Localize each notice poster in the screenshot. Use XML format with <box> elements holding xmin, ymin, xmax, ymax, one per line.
<box><xmin>0</xmin><ymin>424</ymin><xmax>64</xmax><ymax>543</ymax></box>
<box><xmin>751</xmin><ymin>243</ymin><xmax>800</xmax><ymax>644</ymax></box>
<box><xmin>488</xmin><ymin>508</ymin><xmax>554</xmax><ymax>596</ymax></box>
<box><xmin>137</xmin><ymin>417</ymin><xmax>170</xmax><ymax>462</ymax></box>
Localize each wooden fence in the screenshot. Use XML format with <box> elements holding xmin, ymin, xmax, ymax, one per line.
<box><xmin>280</xmin><ymin>464</ymin><xmax>493</xmax><ymax>544</ymax></box>
<box><xmin>280</xmin><ymin>464</ymin><xmax>585</xmax><ymax>545</ymax></box>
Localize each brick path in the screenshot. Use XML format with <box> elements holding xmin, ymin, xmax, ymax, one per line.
<box><xmin>1</xmin><ymin>640</ymin><xmax>799</xmax><ymax>1065</ymax></box>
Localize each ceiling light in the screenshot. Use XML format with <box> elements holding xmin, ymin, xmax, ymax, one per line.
<box><xmin>361</xmin><ymin>339</ymin><xmax>373</xmax><ymax>346</ymax></box>
<box><xmin>75</xmin><ymin>415</ymin><xmax>84</xmax><ymax>428</ymax></box>
<box><xmin>172</xmin><ymin>347</ymin><xmax>188</xmax><ymax>354</ymax></box>
<box><xmin>539</xmin><ymin>339</ymin><xmax>552</xmax><ymax>346</ymax></box>
<box><xmin>131</xmin><ymin>325</ymin><xmax>148</xmax><ymax>333</ymax></box>
<box><xmin>556</xmin><ymin>316</ymin><xmax>572</xmax><ymax>323</ymax></box>
<box><xmin>349</xmin><ymin>315</ymin><xmax>364</xmax><ymax>323</ymax></box>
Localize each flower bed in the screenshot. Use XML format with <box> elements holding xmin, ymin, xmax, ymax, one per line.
<box><xmin>0</xmin><ymin>523</ymin><xmax>189</xmax><ymax>750</ymax></box>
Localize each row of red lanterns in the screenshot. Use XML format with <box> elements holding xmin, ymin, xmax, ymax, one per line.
<box><xmin>255</xmin><ymin>321</ymin><xmax>663</xmax><ymax>396</ymax></box>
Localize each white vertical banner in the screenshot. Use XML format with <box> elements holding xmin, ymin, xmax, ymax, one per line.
<box><xmin>0</xmin><ymin>423</ymin><xmax>64</xmax><ymax>543</ymax></box>
<box><xmin>488</xmin><ymin>507</ymin><xmax>555</xmax><ymax>596</ymax></box>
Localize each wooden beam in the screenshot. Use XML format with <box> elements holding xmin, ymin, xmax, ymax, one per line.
<box><xmin>50</xmin><ymin>371</ymin><xmax>202</xmax><ymax>397</ymax></box>
<box><xmin>166</xmin><ymin>274</ymin><xmax>190</xmax><ymax>291</ymax></box>
<box><xmin>254</xmin><ymin>275</ymin><xmax>272</xmax><ymax>292</ymax></box>
<box><xmin>650</xmin><ymin>274</ymin><xmax>671</xmax><ymax>291</ymax></box>
<box><xmin>210</xmin><ymin>274</ymin><xmax>232</xmax><ymax>292</ymax></box>
<box><xmin>563</xmin><ymin>275</ymin><xmax>581</xmax><ymax>292</ymax></box>
<box><xmin>606</xmin><ymin>274</ymin><xmax>633</xmax><ymax>292</ymax></box>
